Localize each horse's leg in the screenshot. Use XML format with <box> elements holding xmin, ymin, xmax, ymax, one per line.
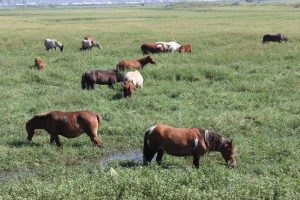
<box><xmin>156</xmin><ymin>149</ymin><xmax>164</xmax><ymax>165</ymax></box>
<box><xmin>192</xmin><ymin>152</ymin><xmax>200</xmax><ymax>169</ymax></box>
<box><xmin>143</xmin><ymin>143</ymin><xmax>157</xmax><ymax>165</ymax></box>
<box><xmin>51</xmin><ymin>134</ymin><xmax>61</xmax><ymax>147</ymax></box>
<box><xmin>49</xmin><ymin>135</ymin><xmax>56</xmax><ymax>145</ymax></box>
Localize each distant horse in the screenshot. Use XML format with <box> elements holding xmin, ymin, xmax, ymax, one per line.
<box><xmin>125</xmin><ymin>70</ymin><xmax>144</xmax><ymax>88</ymax></box>
<box><xmin>81</xmin><ymin>69</ymin><xmax>126</xmax><ymax>89</ymax></box>
<box><xmin>44</xmin><ymin>39</ymin><xmax>64</xmax><ymax>52</ymax></box>
<box><xmin>143</xmin><ymin>124</ymin><xmax>237</xmax><ymax>168</ymax></box>
<box><xmin>178</xmin><ymin>44</ymin><xmax>192</xmax><ymax>53</ymax></box>
<box><xmin>122</xmin><ymin>80</ymin><xmax>135</xmax><ymax>98</ymax></box>
<box><xmin>34</xmin><ymin>58</ymin><xmax>45</xmax><ymax>70</ymax></box>
<box><xmin>141</xmin><ymin>43</ymin><xmax>165</xmax><ymax>54</ymax></box>
<box><xmin>262</xmin><ymin>33</ymin><xmax>288</xmax><ymax>43</ymax></box>
<box><xmin>116</xmin><ymin>55</ymin><xmax>156</xmax><ymax>71</ymax></box>
<box><xmin>26</xmin><ymin>110</ymin><xmax>103</xmax><ymax>147</ymax></box>
<box><xmin>81</xmin><ymin>39</ymin><xmax>102</xmax><ymax>50</ymax></box>
<box><xmin>156</xmin><ymin>41</ymin><xmax>182</xmax><ymax>53</ymax></box>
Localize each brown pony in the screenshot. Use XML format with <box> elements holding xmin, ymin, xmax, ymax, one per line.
<box><xmin>81</xmin><ymin>69</ymin><xmax>126</xmax><ymax>89</ymax></box>
<box><xmin>34</xmin><ymin>58</ymin><xmax>45</xmax><ymax>70</ymax></box>
<box><xmin>141</xmin><ymin>43</ymin><xmax>165</xmax><ymax>54</ymax></box>
<box><xmin>178</xmin><ymin>44</ymin><xmax>192</xmax><ymax>53</ymax></box>
<box><xmin>116</xmin><ymin>55</ymin><xmax>156</xmax><ymax>71</ymax></box>
<box><xmin>26</xmin><ymin>110</ymin><xmax>103</xmax><ymax>147</ymax></box>
<box><xmin>143</xmin><ymin>124</ymin><xmax>237</xmax><ymax>168</ymax></box>
<box><xmin>122</xmin><ymin>80</ymin><xmax>135</xmax><ymax>98</ymax></box>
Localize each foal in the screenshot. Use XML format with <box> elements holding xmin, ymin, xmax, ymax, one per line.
<box><xmin>26</xmin><ymin>110</ymin><xmax>103</xmax><ymax>147</ymax></box>
<box><xmin>143</xmin><ymin>124</ymin><xmax>237</xmax><ymax>168</ymax></box>
<box><xmin>116</xmin><ymin>55</ymin><xmax>156</xmax><ymax>71</ymax></box>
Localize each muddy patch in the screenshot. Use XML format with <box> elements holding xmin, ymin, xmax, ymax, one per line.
<box><xmin>99</xmin><ymin>149</ymin><xmax>143</xmax><ymax>167</ymax></box>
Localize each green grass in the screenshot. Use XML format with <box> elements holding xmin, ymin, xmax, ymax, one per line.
<box><xmin>0</xmin><ymin>3</ymin><xmax>300</xmax><ymax>199</ymax></box>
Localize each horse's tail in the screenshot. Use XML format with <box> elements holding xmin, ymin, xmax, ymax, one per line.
<box><xmin>95</xmin><ymin>113</ymin><xmax>102</xmax><ymax>127</ymax></box>
<box><xmin>81</xmin><ymin>73</ymin><xmax>87</xmax><ymax>89</ymax></box>
<box><xmin>143</xmin><ymin>126</ymin><xmax>157</xmax><ymax>164</ymax></box>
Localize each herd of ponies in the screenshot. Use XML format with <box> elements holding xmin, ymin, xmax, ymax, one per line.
<box><xmin>28</xmin><ymin>32</ymin><xmax>288</xmax><ymax>168</ymax></box>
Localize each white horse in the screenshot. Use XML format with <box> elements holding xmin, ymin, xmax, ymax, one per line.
<box><xmin>125</xmin><ymin>70</ymin><xmax>144</xmax><ymax>88</ymax></box>
<box><xmin>44</xmin><ymin>39</ymin><xmax>64</xmax><ymax>52</ymax></box>
<box><xmin>156</xmin><ymin>41</ymin><xmax>182</xmax><ymax>53</ymax></box>
<box><xmin>81</xmin><ymin>39</ymin><xmax>102</xmax><ymax>50</ymax></box>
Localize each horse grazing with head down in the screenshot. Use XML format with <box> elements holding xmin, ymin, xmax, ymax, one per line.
<box><xmin>178</xmin><ymin>44</ymin><xmax>192</xmax><ymax>53</ymax></box>
<box><xmin>122</xmin><ymin>80</ymin><xmax>135</xmax><ymax>98</ymax></box>
<box><xmin>26</xmin><ymin>110</ymin><xmax>103</xmax><ymax>147</ymax></box>
<box><xmin>44</xmin><ymin>39</ymin><xmax>64</xmax><ymax>52</ymax></box>
<box><xmin>81</xmin><ymin>69</ymin><xmax>125</xmax><ymax>89</ymax></box>
<box><xmin>34</xmin><ymin>58</ymin><xmax>45</xmax><ymax>70</ymax></box>
<box><xmin>143</xmin><ymin>124</ymin><xmax>237</xmax><ymax>168</ymax></box>
<box><xmin>116</xmin><ymin>55</ymin><xmax>156</xmax><ymax>71</ymax></box>
<box><xmin>81</xmin><ymin>39</ymin><xmax>102</xmax><ymax>50</ymax></box>
<box><xmin>262</xmin><ymin>33</ymin><xmax>288</xmax><ymax>43</ymax></box>
<box><xmin>141</xmin><ymin>43</ymin><xmax>165</xmax><ymax>54</ymax></box>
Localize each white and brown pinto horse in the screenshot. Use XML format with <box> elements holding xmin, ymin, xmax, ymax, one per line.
<box><xmin>156</xmin><ymin>41</ymin><xmax>182</xmax><ymax>53</ymax></box>
<box><xmin>26</xmin><ymin>110</ymin><xmax>103</xmax><ymax>147</ymax></box>
<box><xmin>125</xmin><ymin>70</ymin><xmax>144</xmax><ymax>88</ymax></box>
<box><xmin>143</xmin><ymin>124</ymin><xmax>237</xmax><ymax>168</ymax></box>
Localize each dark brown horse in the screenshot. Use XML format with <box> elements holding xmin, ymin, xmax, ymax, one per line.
<box><xmin>122</xmin><ymin>80</ymin><xmax>135</xmax><ymax>98</ymax></box>
<box><xmin>116</xmin><ymin>55</ymin><xmax>156</xmax><ymax>71</ymax></box>
<box><xmin>141</xmin><ymin>43</ymin><xmax>165</xmax><ymax>54</ymax></box>
<box><xmin>81</xmin><ymin>69</ymin><xmax>126</xmax><ymax>89</ymax></box>
<box><xmin>178</xmin><ymin>44</ymin><xmax>192</xmax><ymax>53</ymax></box>
<box><xmin>26</xmin><ymin>110</ymin><xmax>103</xmax><ymax>147</ymax></box>
<box><xmin>34</xmin><ymin>58</ymin><xmax>45</xmax><ymax>70</ymax></box>
<box><xmin>143</xmin><ymin>124</ymin><xmax>237</xmax><ymax>168</ymax></box>
<box><xmin>262</xmin><ymin>33</ymin><xmax>288</xmax><ymax>43</ymax></box>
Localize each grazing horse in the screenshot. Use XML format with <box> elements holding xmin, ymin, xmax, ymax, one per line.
<box><xmin>143</xmin><ymin>124</ymin><xmax>237</xmax><ymax>168</ymax></box>
<box><xmin>125</xmin><ymin>70</ymin><xmax>144</xmax><ymax>88</ymax></box>
<box><xmin>122</xmin><ymin>80</ymin><xmax>135</xmax><ymax>98</ymax></box>
<box><xmin>262</xmin><ymin>33</ymin><xmax>288</xmax><ymax>43</ymax></box>
<box><xmin>34</xmin><ymin>58</ymin><xmax>45</xmax><ymax>70</ymax></box>
<box><xmin>81</xmin><ymin>69</ymin><xmax>125</xmax><ymax>89</ymax></box>
<box><xmin>141</xmin><ymin>43</ymin><xmax>165</xmax><ymax>54</ymax></box>
<box><xmin>156</xmin><ymin>41</ymin><xmax>182</xmax><ymax>53</ymax></box>
<box><xmin>26</xmin><ymin>110</ymin><xmax>103</xmax><ymax>147</ymax></box>
<box><xmin>178</xmin><ymin>44</ymin><xmax>192</xmax><ymax>53</ymax></box>
<box><xmin>116</xmin><ymin>55</ymin><xmax>156</xmax><ymax>71</ymax></box>
<box><xmin>44</xmin><ymin>39</ymin><xmax>64</xmax><ymax>52</ymax></box>
<box><xmin>81</xmin><ymin>39</ymin><xmax>102</xmax><ymax>50</ymax></box>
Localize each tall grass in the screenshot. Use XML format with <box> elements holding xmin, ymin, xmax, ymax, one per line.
<box><xmin>0</xmin><ymin>3</ymin><xmax>299</xmax><ymax>199</ymax></box>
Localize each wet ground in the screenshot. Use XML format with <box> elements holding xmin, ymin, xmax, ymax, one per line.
<box><xmin>99</xmin><ymin>149</ymin><xmax>143</xmax><ymax>167</ymax></box>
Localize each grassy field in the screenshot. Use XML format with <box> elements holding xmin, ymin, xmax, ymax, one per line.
<box><xmin>0</xmin><ymin>3</ymin><xmax>299</xmax><ymax>199</ymax></box>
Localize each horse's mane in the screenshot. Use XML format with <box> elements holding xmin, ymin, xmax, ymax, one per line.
<box><xmin>199</xmin><ymin>128</ymin><xmax>225</xmax><ymax>151</ymax></box>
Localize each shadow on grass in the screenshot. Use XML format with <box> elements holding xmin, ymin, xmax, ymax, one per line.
<box><xmin>112</xmin><ymin>92</ymin><xmax>123</xmax><ymax>100</ymax></box>
<box><xmin>7</xmin><ymin>140</ymin><xmax>42</xmax><ymax>148</ymax></box>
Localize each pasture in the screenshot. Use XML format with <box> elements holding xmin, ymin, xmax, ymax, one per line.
<box><xmin>0</xmin><ymin>3</ymin><xmax>299</xmax><ymax>199</ymax></box>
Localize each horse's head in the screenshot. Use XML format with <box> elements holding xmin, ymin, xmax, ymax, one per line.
<box><xmin>92</xmin><ymin>41</ymin><xmax>102</xmax><ymax>49</ymax></box>
<box><xmin>220</xmin><ymin>139</ymin><xmax>237</xmax><ymax>168</ymax></box>
<box><xmin>60</xmin><ymin>45</ymin><xmax>64</xmax><ymax>52</ymax></box>
<box><xmin>25</xmin><ymin>120</ymin><xmax>35</xmax><ymax>141</ymax></box>
<box><xmin>122</xmin><ymin>80</ymin><xmax>135</xmax><ymax>98</ymax></box>
<box><xmin>146</xmin><ymin>55</ymin><xmax>156</xmax><ymax>65</ymax></box>
<box><xmin>282</xmin><ymin>35</ymin><xmax>288</xmax><ymax>42</ymax></box>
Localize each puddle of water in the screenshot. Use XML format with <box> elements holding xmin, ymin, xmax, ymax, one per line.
<box><xmin>99</xmin><ymin>149</ymin><xmax>143</xmax><ymax>166</ymax></box>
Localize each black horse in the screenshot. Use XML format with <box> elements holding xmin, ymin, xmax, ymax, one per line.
<box><xmin>262</xmin><ymin>33</ymin><xmax>288</xmax><ymax>43</ymax></box>
<box><xmin>81</xmin><ymin>69</ymin><xmax>126</xmax><ymax>90</ymax></box>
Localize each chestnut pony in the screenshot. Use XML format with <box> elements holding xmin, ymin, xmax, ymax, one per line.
<box><xmin>122</xmin><ymin>80</ymin><xmax>135</xmax><ymax>98</ymax></box>
<box><xmin>116</xmin><ymin>55</ymin><xmax>156</xmax><ymax>71</ymax></box>
<box><xmin>143</xmin><ymin>124</ymin><xmax>237</xmax><ymax>168</ymax></box>
<box><xmin>178</xmin><ymin>44</ymin><xmax>192</xmax><ymax>53</ymax></box>
<box><xmin>26</xmin><ymin>110</ymin><xmax>103</xmax><ymax>147</ymax></box>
